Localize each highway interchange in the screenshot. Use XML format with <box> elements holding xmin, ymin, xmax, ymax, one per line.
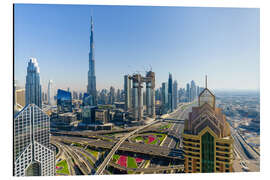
<box><xmin>52</xmin><ymin>101</ymin><xmax>260</xmax><ymax>175</ymax></box>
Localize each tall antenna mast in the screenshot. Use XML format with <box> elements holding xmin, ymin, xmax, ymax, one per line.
<box><xmin>205</xmin><ymin>75</ymin><xmax>208</xmax><ymax>88</ymax></box>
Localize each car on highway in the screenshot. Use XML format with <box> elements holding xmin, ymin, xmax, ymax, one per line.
<box><xmin>240</xmin><ymin>161</ymin><xmax>250</xmax><ymax>172</ymax></box>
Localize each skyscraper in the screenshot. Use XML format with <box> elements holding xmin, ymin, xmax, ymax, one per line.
<box><xmin>87</xmin><ymin>16</ymin><xmax>97</xmax><ymax>106</ymax></box>
<box><xmin>25</xmin><ymin>58</ymin><xmax>42</xmax><ymax>108</ymax></box>
<box><xmin>124</xmin><ymin>75</ymin><xmax>132</xmax><ymax>111</ymax></box>
<box><xmin>13</xmin><ymin>104</ymin><xmax>55</xmax><ymax>176</ymax></box>
<box><xmin>190</xmin><ymin>80</ymin><xmax>196</xmax><ymax>101</ymax></box>
<box><xmin>47</xmin><ymin>80</ymin><xmax>53</xmax><ymax>105</ymax></box>
<box><xmin>168</xmin><ymin>73</ymin><xmax>173</xmax><ymax>112</ymax></box>
<box><xmin>186</xmin><ymin>83</ymin><xmax>190</xmax><ymax>102</ymax></box>
<box><xmin>172</xmin><ymin>80</ymin><xmax>178</xmax><ymax>110</ymax></box>
<box><xmin>161</xmin><ymin>82</ymin><xmax>168</xmax><ymax>113</ymax></box>
<box><xmin>57</xmin><ymin>89</ymin><xmax>72</xmax><ymax>113</ymax></box>
<box><xmin>109</xmin><ymin>86</ymin><xmax>115</xmax><ymax>105</ymax></box>
<box><xmin>183</xmin><ymin>77</ymin><xmax>233</xmax><ymax>173</ymax></box>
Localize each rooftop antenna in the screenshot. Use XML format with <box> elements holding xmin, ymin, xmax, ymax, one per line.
<box><xmin>205</xmin><ymin>75</ymin><xmax>208</xmax><ymax>89</ymax></box>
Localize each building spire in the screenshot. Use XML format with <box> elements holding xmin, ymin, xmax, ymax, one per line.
<box><xmin>205</xmin><ymin>75</ymin><xmax>208</xmax><ymax>88</ymax></box>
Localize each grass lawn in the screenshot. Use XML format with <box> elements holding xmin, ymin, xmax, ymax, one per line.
<box><xmin>86</xmin><ymin>148</ymin><xmax>99</xmax><ymax>159</ymax></box>
<box><xmin>150</xmin><ymin>139</ymin><xmax>158</xmax><ymax>145</ymax></box>
<box><xmin>135</xmin><ymin>136</ymin><xmax>143</xmax><ymax>141</ymax></box>
<box><xmin>113</xmin><ymin>154</ymin><xmax>120</xmax><ymax>162</ymax></box>
<box><xmin>127</xmin><ymin>157</ymin><xmax>138</xmax><ymax>168</ymax></box>
<box><xmin>56</xmin><ymin>160</ymin><xmax>69</xmax><ymax>175</ymax></box>
<box><xmin>159</xmin><ymin>123</ymin><xmax>172</xmax><ymax>130</ymax></box>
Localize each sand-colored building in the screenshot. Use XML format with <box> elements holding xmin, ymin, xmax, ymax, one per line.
<box><xmin>183</xmin><ymin>77</ymin><xmax>233</xmax><ymax>173</ymax></box>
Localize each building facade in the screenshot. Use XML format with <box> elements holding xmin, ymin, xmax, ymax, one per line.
<box><xmin>87</xmin><ymin>16</ymin><xmax>97</xmax><ymax>106</ymax></box>
<box><xmin>47</xmin><ymin>80</ymin><xmax>54</xmax><ymax>105</ymax></box>
<box><xmin>183</xmin><ymin>78</ymin><xmax>233</xmax><ymax>173</ymax></box>
<box><xmin>57</xmin><ymin>89</ymin><xmax>72</xmax><ymax>113</ymax></box>
<box><xmin>13</xmin><ymin>104</ymin><xmax>55</xmax><ymax>176</ymax></box>
<box><xmin>172</xmin><ymin>80</ymin><xmax>178</xmax><ymax>110</ymax></box>
<box><xmin>168</xmin><ymin>73</ymin><xmax>173</xmax><ymax>112</ymax></box>
<box><xmin>124</xmin><ymin>75</ymin><xmax>132</xmax><ymax>111</ymax></box>
<box><xmin>25</xmin><ymin>58</ymin><xmax>42</xmax><ymax>108</ymax></box>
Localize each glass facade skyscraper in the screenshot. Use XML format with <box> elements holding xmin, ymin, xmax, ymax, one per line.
<box><xmin>13</xmin><ymin>104</ymin><xmax>55</xmax><ymax>176</ymax></box>
<box><xmin>57</xmin><ymin>89</ymin><xmax>72</xmax><ymax>113</ymax></box>
<box><xmin>168</xmin><ymin>73</ymin><xmax>173</xmax><ymax>112</ymax></box>
<box><xmin>25</xmin><ymin>58</ymin><xmax>42</xmax><ymax>108</ymax></box>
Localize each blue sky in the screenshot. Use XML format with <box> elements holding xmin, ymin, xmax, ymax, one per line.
<box><xmin>14</xmin><ymin>4</ymin><xmax>260</xmax><ymax>92</ymax></box>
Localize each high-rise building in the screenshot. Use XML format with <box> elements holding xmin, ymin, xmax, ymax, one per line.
<box><xmin>13</xmin><ymin>104</ymin><xmax>55</xmax><ymax>176</ymax></box>
<box><xmin>168</xmin><ymin>73</ymin><xmax>173</xmax><ymax>112</ymax></box>
<box><xmin>172</xmin><ymin>80</ymin><xmax>178</xmax><ymax>110</ymax></box>
<box><xmin>47</xmin><ymin>80</ymin><xmax>54</xmax><ymax>105</ymax></box>
<box><xmin>161</xmin><ymin>82</ymin><xmax>168</xmax><ymax>113</ymax></box>
<box><xmin>190</xmin><ymin>80</ymin><xmax>196</xmax><ymax>101</ymax></box>
<box><xmin>124</xmin><ymin>75</ymin><xmax>132</xmax><ymax>111</ymax></box>
<box><xmin>197</xmin><ymin>86</ymin><xmax>200</xmax><ymax>98</ymax></box>
<box><xmin>87</xmin><ymin>16</ymin><xmax>97</xmax><ymax>106</ymax></box>
<box><xmin>183</xmin><ymin>77</ymin><xmax>233</xmax><ymax>173</ymax></box>
<box><xmin>109</xmin><ymin>86</ymin><xmax>115</xmax><ymax>105</ymax></box>
<box><xmin>186</xmin><ymin>83</ymin><xmax>190</xmax><ymax>102</ymax></box>
<box><xmin>25</xmin><ymin>58</ymin><xmax>42</xmax><ymax>108</ymax></box>
<box><xmin>57</xmin><ymin>89</ymin><xmax>72</xmax><ymax>113</ymax></box>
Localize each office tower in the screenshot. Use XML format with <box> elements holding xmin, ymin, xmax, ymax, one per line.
<box><xmin>82</xmin><ymin>106</ymin><xmax>96</xmax><ymax>125</ymax></box>
<box><xmin>131</xmin><ymin>74</ymin><xmax>142</xmax><ymax>120</ymax></box>
<box><xmin>72</xmin><ymin>91</ymin><xmax>78</xmax><ymax>100</ymax></box>
<box><xmin>79</xmin><ymin>92</ymin><xmax>83</xmax><ymax>100</ymax></box>
<box><xmin>145</xmin><ymin>71</ymin><xmax>155</xmax><ymax>117</ymax></box>
<box><xmin>172</xmin><ymin>80</ymin><xmax>178</xmax><ymax>110</ymax></box>
<box><xmin>47</xmin><ymin>80</ymin><xmax>54</xmax><ymax>105</ymax></box>
<box><xmin>161</xmin><ymin>82</ymin><xmax>168</xmax><ymax>113</ymax></box>
<box><xmin>57</xmin><ymin>89</ymin><xmax>72</xmax><ymax>113</ymax></box>
<box><xmin>197</xmin><ymin>86</ymin><xmax>200</xmax><ymax>97</ymax></box>
<box><xmin>186</xmin><ymin>83</ymin><xmax>190</xmax><ymax>102</ymax></box>
<box><xmin>87</xmin><ymin>16</ymin><xmax>97</xmax><ymax>106</ymax></box>
<box><xmin>109</xmin><ymin>86</ymin><xmax>115</xmax><ymax>105</ymax></box>
<box><xmin>13</xmin><ymin>104</ymin><xmax>55</xmax><ymax>176</ymax></box>
<box><xmin>130</xmin><ymin>71</ymin><xmax>155</xmax><ymax>120</ymax></box>
<box><xmin>168</xmin><ymin>73</ymin><xmax>173</xmax><ymax>112</ymax></box>
<box><xmin>124</xmin><ymin>75</ymin><xmax>132</xmax><ymax>111</ymax></box>
<box><xmin>155</xmin><ymin>89</ymin><xmax>161</xmax><ymax>101</ymax></box>
<box><xmin>183</xmin><ymin>77</ymin><xmax>233</xmax><ymax>173</ymax></box>
<box><xmin>25</xmin><ymin>58</ymin><xmax>42</xmax><ymax>108</ymax></box>
<box><xmin>190</xmin><ymin>80</ymin><xmax>196</xmax><ymax>101</ymax></box>
<box><xmin>116</xmin><ymin>89</ymin><xmax>121</xmax><ymax>102</ymax></box>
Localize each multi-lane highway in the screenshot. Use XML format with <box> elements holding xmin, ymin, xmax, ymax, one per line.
<box><xmin>231</xmin><ymin>126</ymin><xmax>260</xmax><ymax>172</ymax></box>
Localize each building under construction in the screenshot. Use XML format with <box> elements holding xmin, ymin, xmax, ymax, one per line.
<box><xmin>124</xmin><ymin>71</ymin><xmax>156</xmax><ymax>121</ymax></box>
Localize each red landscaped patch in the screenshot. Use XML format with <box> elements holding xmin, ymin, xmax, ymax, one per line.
<box><xmin>135</xmin><ymin>157</ymin><xmax>143</xmax><ymax>163</ymax></box>
<box><xmin>56</xmin><ymin>166</ymin><xmax>60</xmax><ymax>169</ymax></box>
<box><xmin>117</xmin><ymin>155</ymin><xmax>127</xmax><ymax>167</ymax></box>
<box><xmin>148</xmin><ymin>135</ymin><xmax>155</xmax><ymax>144</ymax></box>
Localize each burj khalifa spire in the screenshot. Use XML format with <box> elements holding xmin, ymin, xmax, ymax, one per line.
<box><xmin>87</xmin><ymin>16</ymin><xmax>97</xmax><ymax>105</ymax></box>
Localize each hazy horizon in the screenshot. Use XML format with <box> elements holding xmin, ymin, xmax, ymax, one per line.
<box><xmin>14</xmin><ymin>4</ymin><xmax>260</xmax><ymax>92</ymax></box>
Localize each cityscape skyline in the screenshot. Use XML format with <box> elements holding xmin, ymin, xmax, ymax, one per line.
<box><xmin>13</xmin><ymin>3</ymin><xmax>260</xmax><ymax>176</ymax></box>
<box><xmin>14</xmin><ymin>4</ymin><xmax>259</xmax><ymax>92</ymax></box>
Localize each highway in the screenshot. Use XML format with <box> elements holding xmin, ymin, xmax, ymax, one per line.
<box><xmin>231</xmin><ymin>126</ymin><xmax>260</xmax><ymax>172</ymax></box>
<box><xmin>161</xmin><ymin>102</ymin><xmax>197</xmax><ymax>149</ymax></box>
<box><xmin>95</xmin><ymin>118</ymin><xmax>160</xmax><ymax>175</ymax></box>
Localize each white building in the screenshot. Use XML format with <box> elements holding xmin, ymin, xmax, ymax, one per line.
<box><xmin>25</xmin><ymin>58</ymin><xmax>42</xmax><ymax>108</ymax></box>
<box><xmin>13</xmin><ymin>104</ymin><xmax>55</xmax><ymax>176</ymax></box>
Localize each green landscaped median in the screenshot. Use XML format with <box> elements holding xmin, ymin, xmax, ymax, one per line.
<box><xmin>127</xmin><ymin>157</ymin><xmax>138</xmax><ymax>168</ymax></box>
<box><xmin>113</xmin><ymin>154</ymin><xmax>120</xmax><ymax>162</ymax></box>
<box><xmin>56</xmin><ymin>160</ymin><xmax>69</xmax><ymax>175</ymax></box>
